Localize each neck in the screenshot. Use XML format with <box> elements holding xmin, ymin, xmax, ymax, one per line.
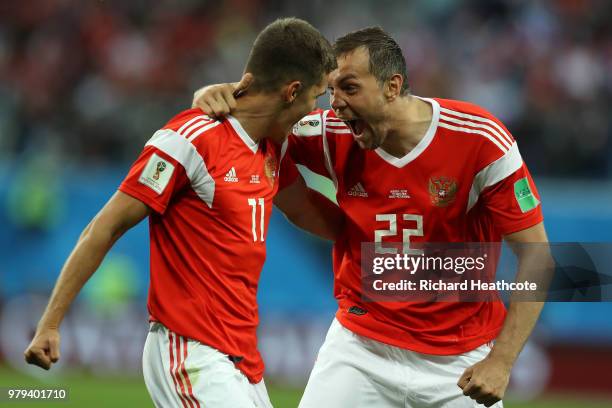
<box><xmin>231</xmin><ymin>94</ymin><xmax>288</xmax><ymax>143</ymax></box>
<box><xmin>378</xmin><ymin>95</ymin><xmax>433</xmax><ymax>158</ymax></box>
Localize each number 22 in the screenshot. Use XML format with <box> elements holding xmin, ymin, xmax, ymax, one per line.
<box><xmin>374</xmin><ymin>213</ymin><xmax>423</xmax><ymax>254</ymax></box>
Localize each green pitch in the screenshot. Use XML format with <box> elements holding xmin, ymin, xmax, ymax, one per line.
<box><xmin>0</xmin><ymin>365</ymin><xmax>300</xmax><ymax>407</ymax></box>
<box><xmin>0</xmin><ymin>365</ymin><xmax>610</xmax><ymax>407</ymax></box>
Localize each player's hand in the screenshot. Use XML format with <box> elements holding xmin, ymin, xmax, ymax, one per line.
<box><xmin>192</xmin><ymin>73</ymin><xmax>254</xmax><ymax>117</ymax></box>
<box><xmin>24</xmin><ymin>327</ymin><xmax>61</xmax><ymax>370</ymax></box>
<box><xmin>457</xmin><ymin>355</ymin><xmax>511</xmax><ymax>407</ymax></box>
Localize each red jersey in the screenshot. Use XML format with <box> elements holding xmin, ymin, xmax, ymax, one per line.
<box><xmin>119</xmin><ymin>108</ymin><xmax>288</xmax><ymax>382</ymax></box>
<box><xmin>286</xmin><ymin>98</ymin><xmax>543</xmax><ymax>355</ymax></box>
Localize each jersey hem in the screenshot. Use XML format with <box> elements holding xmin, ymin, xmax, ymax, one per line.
<box><xmin>149</xmin><ymin>316</ymin><xmax>264</xmax><ymax>384</ymax></box>
<box><xmin>118</xmin><ymin>184</ymin><xmax>167</xmax><ymax>214</ymax></box>
<box><xmin>335</xmin><ymin>309</ymin><xmax>503</xmax><ymax>356</ymax></box>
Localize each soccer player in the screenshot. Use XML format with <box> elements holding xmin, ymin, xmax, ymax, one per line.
<box><xmin>24</xmin><ymin>18</ymin><xmax>338</xmax><ymax>408</ymax></box>
<box><xmin>193</xmin><ymin>27</ymin><xmax>553</xmax><ymax>407</ymax></box>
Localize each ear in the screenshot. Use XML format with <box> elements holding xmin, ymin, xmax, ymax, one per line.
<box><xmin>385</xmin><ymin>74</ymin><xmax>403</xmax><ymax>101</ymax></box>
<box><xmin>283</xmin><ymin>81</ymin><xmax>303</xmax><ymax>103</ymax></box>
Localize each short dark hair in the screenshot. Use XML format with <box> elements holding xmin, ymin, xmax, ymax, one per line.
<box><xmin>245</xmin><ymin>18</ymin><xmax>336</xmax><ymax>93</ymax></box>
<box><xmin>334</xmin><ymin>27</ymin><xmax>410</xmax><ymax>95</ymax></box>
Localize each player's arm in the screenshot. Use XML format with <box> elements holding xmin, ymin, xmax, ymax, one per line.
<box><xmin>274</xmin><ymin>173</ymin><xmax>343</xmax><ymax>241</ymax></box>
<box><xmin>24</xmin><ymin>191</ymin><xmax>150</xmax><ymax>370</ymax></box>
<box><xmin>489</xmin><ymin>222</ymin><xmax>550</xmax><ymax>366</ymax></box>
<box><xmin>458</xmin><ymin>222</ymin><xmax>552</xmax><ymax>407</ymax></box>
<box><xmin>193</xmin><ymin>76</ymin><xmax>333</xmax><ymax>180</ymax></box>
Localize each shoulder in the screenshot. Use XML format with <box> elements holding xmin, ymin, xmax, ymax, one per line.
<box><xmin>435</xmin><ymin>97</ymin><xmax>515</xmax><ymax>161</ymax></box>
<box><xmin>145</xmin><ymin>108</ymin><xmax>225</xmax><ymax>168</ymax></box>
<box><xmin>161</xmin><ymin>108</ymin><xmax>221</xmax><ymax>138</ymax></box>
<box><xmin>149</xmin><ymin>108</ymin><xmax>227</xmax><ymax>154</ymax></box>
<box><xmin>435</xmin><ymin>98</ymin><xmax>500</xmax><ymax>120</ymax></box>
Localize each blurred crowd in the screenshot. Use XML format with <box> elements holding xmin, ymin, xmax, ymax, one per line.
<box><xmin>1</xmin><ymin>0</ymin><xmax>610</xmax><ymax>177</ymax></box>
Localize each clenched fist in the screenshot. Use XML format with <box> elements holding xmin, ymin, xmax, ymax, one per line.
<box><xmin>457</xmin><ymin>355</ymin><xmax>511</xmax><ymax>407</ymax></box>
<box><xmin>24</xmin><ymin>327</ymin><xmax>61</xmax><ymax>370</ymax></box>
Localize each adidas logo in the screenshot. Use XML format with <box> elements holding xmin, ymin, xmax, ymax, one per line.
<box><xmin>347</xmin><ymin>182</ymin><xmax>368</xmax><ymax>197</ymax></box>
<box><xmin>223</xmin><ymin>167</ymin><xmax>238</xmax><ymax>182</ymax></box>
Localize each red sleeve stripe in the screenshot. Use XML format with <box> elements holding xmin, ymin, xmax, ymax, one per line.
<box><xmin>440</xmin><ymin>107</ymin><xmax>514</xmax><ymax>144</ymax></box>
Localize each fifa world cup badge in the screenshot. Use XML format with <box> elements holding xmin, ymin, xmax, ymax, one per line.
<box><xmin>264</xmin><ymin>153</ymin><xmax>277</xmax><ymax>186</ymax></box>
<box><xmin>429</xmin><ymin>176</ymin><xmax>458</xmax><ymax>207</ymax></box>
<box><xmin>153</xmin><ymin>161</ymin><xmax>167</xmax><ymax>180</ymax></box>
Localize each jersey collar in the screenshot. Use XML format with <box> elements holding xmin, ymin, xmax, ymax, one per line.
<box><xmin>226</xmin><ymin>115</ymin><xmax>260</xmax><ymax>154</ymax></box>
<box><xmin>374</xmin><ymin>97</ymin><xmax>440</xmax><ymax>168</ymax></box>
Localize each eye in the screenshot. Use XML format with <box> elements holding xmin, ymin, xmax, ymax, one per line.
<box><xmin>344</xmin><ymin>85</ymin><xmax>358</xmax><ymax>94</ymax></box>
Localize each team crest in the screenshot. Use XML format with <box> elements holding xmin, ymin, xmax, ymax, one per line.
<box><xmin>429</xmin><ymin>176</ymin><xmax>458</xmax><ymax>207</ymax></box>
<box><xmin>264</xmin><ymin>153</ymin><xmax>277</xmax><ymax>186</ymax></box>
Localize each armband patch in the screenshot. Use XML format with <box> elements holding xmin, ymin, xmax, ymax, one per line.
<box><xmin>514</xmin><ymin>177</ymin><xmax>540</xmax><ymax>212</ymax></box>
<box><xmin>138</xmin><ymin>153</ymin><xmax>175</xmax><ymax>194</ymax></box>
<box><xmin>292</xmin><ymin>114</ymin><xmax>322</xmax><ymax>137</ymax></box>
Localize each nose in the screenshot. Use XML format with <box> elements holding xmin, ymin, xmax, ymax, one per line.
<box><xmin>330</xmin><ymin>92</ymin><xmax>346</xmax><ymax>113</ymax></box>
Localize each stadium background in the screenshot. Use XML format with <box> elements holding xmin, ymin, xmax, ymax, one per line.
<box><xmin>1</xmin><ymin>0</ymin><xmax>611</xmax><ymax>406</ymax></box>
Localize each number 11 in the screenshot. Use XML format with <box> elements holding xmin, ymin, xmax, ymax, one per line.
<box><xmin>248</xmin><ymin>198</ymin><xmax>265</xmax><ymax>241</ymax></box>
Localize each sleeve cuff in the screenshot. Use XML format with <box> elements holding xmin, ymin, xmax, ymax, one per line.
<box><xmin>119</xmin><ymin>184</ymin><xmax>167</xmax><ymax>215</ymax></box>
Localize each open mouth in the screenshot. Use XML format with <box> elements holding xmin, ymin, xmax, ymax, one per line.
<box><xmin>345</xmin><ymin>119</ymin><xmax>366</xmax><ymax>136</ymax></box>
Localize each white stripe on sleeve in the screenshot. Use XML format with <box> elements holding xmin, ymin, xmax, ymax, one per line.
<box><xmin>146</xmin><ymin>129</ymin><xmax>216</xmax><ymax>207</ymax></box>
<box><xmin>178</xmin><ymin>115</ymin><xmax>209</xmax><ymax>135</ymax></box>
<box><xmin>440</xmin><ymin>108</ymin><xmax>513</xmax><ymax>144</ymax></box>
<box><xmin>466</xmin><ymin>142</ymin><xmax>523</xmax><ymax>212</ymax></box>
<box><xmin>439</xmin><ymin>122</ymin><xmax>508</xmax><ymax>153</ymax></box>
<box><xmin>440</xmin><ymin>114</ymin><xmax>511</xmax><ymax>150</ymax></box>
